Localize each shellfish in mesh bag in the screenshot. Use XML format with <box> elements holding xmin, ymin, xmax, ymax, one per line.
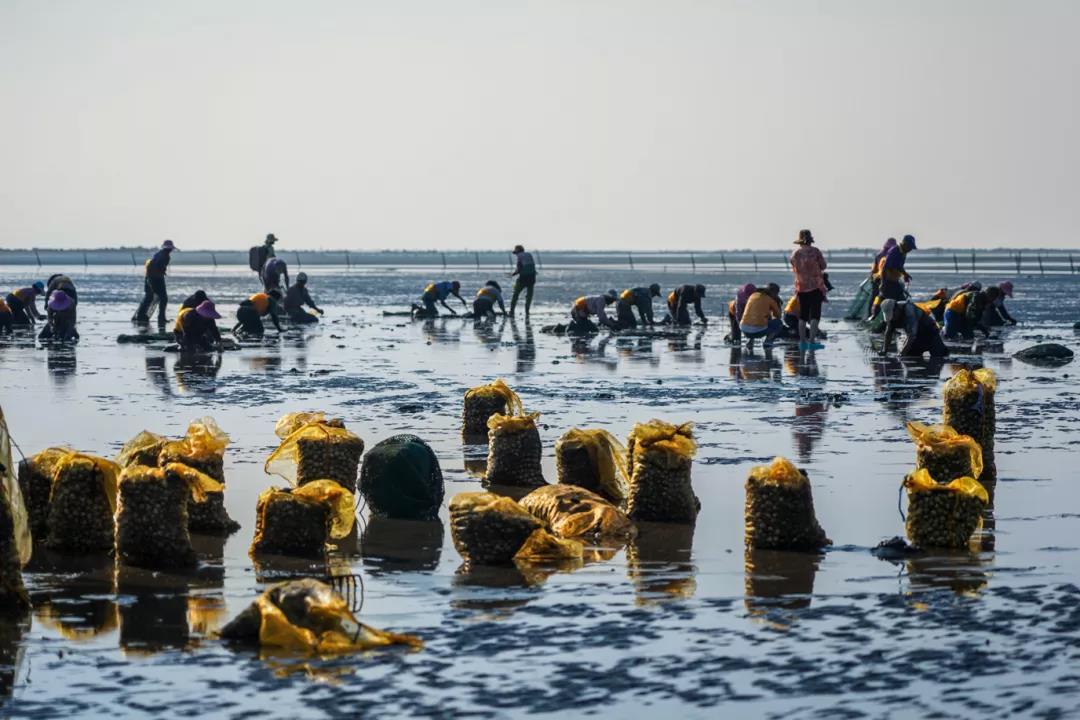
<box><xmin>358</xmin><ymin>434</ymin><xmax>444</xmax><ymax>520</ymax></box>
<box><xmin>115</xmin><ymin>464</ymin><xmax>223</xmax><ymax>569</ymax></box>
<box><xmin>44</xmin><ymin>453</ymin><xmax>119</xmax><ymax>554</ymax></box>
<box><xmin>904</xmin><ymin>469</ymin><xmax>988</xmax><ymax>549</ymax></box>
<box><xmin>449</xmin><ymin>492</ymin><xmax>543</xmax><ymax>566</ymax></box>
<box><xmin>273</xmin><ymin>411</ymin><xmax>345</xmax><ymax>440</ymax></box>
<box><xmin>625</xmin><ymin>420</ymin><xmax>699</xmax><ymax>523</ymax></box>
<box><xmin>158</xmin><ymin>418</ymin><xmax>230</xmax><ymax>482</ymax></box>
<box><xmin>17</xmin><ymin>447</ymin><xmax>68</xmax><ymax>537</ymax></box>
<box><xmin>115</xmin><ymin>430</ymin><xmax>167</xmax><ymax>469</ymax></box>
<box><xmin>554</xmin><ymin>428</ymin><xmax>629</xmax><ymax>505</ymax></box>
<box><xmin>462</xmin><ymin>379</ymin><xmax>522</xmax><ymax>438</ymax></box>
<box><xmin>906</xmin><ymin>421</ymin><xmax>983</xmax><ymax>484</ymax></box>
<box><xmin>265</xmin><ymin>418</ymin><xmax>365</xmax><ymax>491</ymax></box>
<box><xmin>250</xmin><ymin>480</ymin><xmax>356</xmax><ymax>558</ymax></box>
<box><xmin>744</xmin><ymin>457</ymin><xmax>830</xmax><ymax>551</ymax></box>
<box><xmin>484</xmin><ymin>414</ymin><xmax>546</xmax><ymax>488</ymax></box>
<box><xmin>519</xmin><ymin>485</ymin><xmax>636</xmax><ymax>540</ymax></box>
<box><xmin>942</xmin><ymin>368</ymin><xmax>996</xmax><ymax>481</ymax></box>
<box><xmin>1</xmin><ymin>410</ymin><xmax>32</xmax><ymax>612</ymax></box>
<box><xmin>220</xmin><ymin>578</ymin><xmax>422</xmax><ymax>654</ymax></box>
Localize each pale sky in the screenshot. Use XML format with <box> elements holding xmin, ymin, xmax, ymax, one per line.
<box><xmin>2</xmin><ymin>0</ymin><xmax>1078</xmax><ymax>251</ymax></box>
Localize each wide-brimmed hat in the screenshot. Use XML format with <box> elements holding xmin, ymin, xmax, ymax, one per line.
<box><xmin>48</xmin><ymin>291</ymin><xmax>73</xmax><ymax>312</ymax></box>
<box><xmin>162</xmin><ymin>239</ymin><xmax>177</xmax><ymax>250</ymax></box>
<box><xmin>795</xmin><ymin>229</ymin><xmax>814</xmax><ymax>245</ymax></box>
<box><xmin>196</xmin><ymin>300</ymin><xmax>221</xmax><ymax>319</ymax></box>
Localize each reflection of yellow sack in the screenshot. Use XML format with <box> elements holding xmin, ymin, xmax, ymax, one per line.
<box><xmin>487</xmin><ymin>412</ymin><xmax>539</xmax><ymax>434</ymax></box>
<box><xmin>906</xmin><ymin>421</ymin><xmax>983</xmax><ymax>481</ymax></box>
<box><xmin>0</xmin><ymin>408</ymin><xmax>32</xmax><ymax>566</ymax></box>
<box><xmin>265</xmin><ymin>421</ymin><xmax>364</xmax><ymax>488</ymax></box>
<box><xmin>747</xmin><ymin>457</ymin><xmax>806</xmax><ymax>488</ymax></box>
<box><xmin>628</xmin><ymin>420</ymin><xmax>696</xmax><ymax>470</ymax></box>
<box><xmin>465</xmin><ymin>380</ymin><xmax>523</xmax><ymax>416</ymax></box>
<box><xmin>556</xmin><ymin>428</ymin><xmax>629</xmax><ymax>504</ymax></box>
<box><xmin>514</xmin><ymin>528</ymin><xmax>584</xmax><ymax>562</ymax></box>
<box><xmin>52</xmin><ymin>452</ymin><xmax>120</xmax><ymax>515</ymax></box>
<box><xmin>291</xmin><ymin>480</ymin><xmax>356</xmax><ymax>539</ymax></box>
<box><xmin>116</xmin><ymin>430</ymin><xmax>167</xmax><ymax>468</ymax></box>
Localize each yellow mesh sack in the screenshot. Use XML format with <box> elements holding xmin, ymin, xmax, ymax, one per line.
<box><xmin>486</xmin><ymin>412</ymin><xmax>539</xmax><ymax>434</ymax></box>
<box><xmin>629</xmin><ymin>420</ymin><xmax>696</xmax><ymax>468</ymax></box>
<box><xmin>465</xmin><ymin>379</ymin><xmax>523</xmax><ymax>416</ymax></box>
<box><xmin>291</xmin><ymin>480</ymin><xmax>356</xmax><ymax>539</ymax></box>
<box><xmin>747</xmin><ymin>457</ymin><xmax>808</xmax><ymax>488</ymax></box>
<box><xmin>904</xmin><ymin>468</ymin><xmax>988</xmax><ymax>504</ymax></box>
<box><xmin>116</xmin><ymin>431</ymin><xmax>167</xmax><ymax>469</ymax></box>
<box><xmin>514</xmin><ymin>528</ymin><xmax>584</xmax><ymax>562</ymax></box>
<box><xmin>274</xmin><ymin>412</ymin><xmax>343</xmax><ymax>440</ymax></box>
<box><xmin>160</xmin><ymin>462</ymin><xmax>225</xmax><ymax>502</ymax></box>
<box><xmin>1</xmin><ymin>408</ymin><xmax>31</xmax><ymax>566</ymax></box>
<box><xmin>556</xmin><ymin>428</ymin><xmax>630</xmax><ymax>504</ymax></box>
<box><xmin>264</xmin><ymin>421</ymin><xmax>364</xmax><ymax>486</ymax></box>
<box><xmin>906</xmin><ymin>421</ymin><xmax>984</xmax><ymax>481</ymax></box>
<box><xmin>52</xmin><ymin>452</ymin><xmax>120</xmax><ymax>515</ymax></box>
<box><xmin>184</xmin><ymin>418</ymin><xmax>230</xmax><ymax>458</ymax></box>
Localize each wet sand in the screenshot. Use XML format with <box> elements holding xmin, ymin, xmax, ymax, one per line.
<box><xmin>1</xmin><ymin>265</ymin><xmax>1078</xmax><ymax>718</ymax></box>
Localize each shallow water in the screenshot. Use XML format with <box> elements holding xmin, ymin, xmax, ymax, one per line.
<box><xmin>1</xmin><ymin>266</ymin><xmax>1079</xmax><ymax>718</ymax></box>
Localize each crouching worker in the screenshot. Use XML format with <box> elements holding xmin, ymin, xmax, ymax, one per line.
<box><xmin>984</xmin><ymin>282</ymin><xmax>1017</xmax><ymax>326</ymax></box>
<box><xmin>569</xmin><ymin>292</ymin><xmax>617</xmax><ymax>335</ymax></box>
<box><xmin>263</xmin><ymin>257</ymin><xmax>290</xmax><ymax>292</ymax></box>
<box><xmin>180</xmin><ymin>290</ymin><xmax>209</xmax><ymax>311</ymax></box>
<box><xmin>175</xmin><ymin>300</ymin><xmax>223</xmax><ymax>351</ymax></box>
<box><xmin>413</xmin><ymin>281</ymin><xmax>466</xmax><ymax>318</ymax></box>
<box><xmin>38</xmin><ymin>290</ymin><xmax>79</xmax><ymax>342</ymax></box>
<box><xmin>284</xmin><ymin>272</ymin><xmax>323</xmax><ymax>324</ymax></box>
<box><xmin>234</xmin><ymin>289</ymin><xmax>283</xmax><ymax>338</ymax></box>
<box><xmin>739</xmin><ymin>284</ymin><xmax>783</xmax><ymax>351</ymax></box>
<box><xmin>473</xmin><ymin>281</ymin><xmax>507</xmax><ymax>321</ymax></box>
<box><xmin>6</xmin><ymin>282</ymin><xmax>45</xmax><ymax>326</ymax></box>
<box><xmin>670</xmin><ymin>284</ymin><xmax>708</xmax><ymax>326</ymax></box>
<box><xmin>881</xmin><ymin>299</ymin><xmax>948</xmax><ymax>358</ymax></box>
<box><xmin>616</xmin><ymin>284</ymin><xmax>661</xmax><ymax>329</ymax></box>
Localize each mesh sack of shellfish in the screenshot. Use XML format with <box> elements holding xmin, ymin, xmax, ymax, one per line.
<box><xmin>744</xmin><ymin>457</ymin><xmax>830</xmax><ymax>551</ymax></box>
<box><xmin>116</xmin><ymin>464</ymin><xmax>223</xmax><ymax>569</ymax></box>
<box><xmin>266</xmin><ymin>416</ymin><xmax>364</xmax><ymax>491</ymax></box>
<box><xmin>17</xmin><ymin>447</ymin><xmax>68</xmax><ymax>537</ymax></box>
<box><xmin>942</xmin><ymin>368</ymin><xmax>997</xmax><ymax>482</ymax></box>
<box><xmin>250</xmin><ymin>480</ymin><xmax>355</xmax><ymax>557</ymax></box>
<box><xmin>625</xmin><ymin>420</ymin><xmax>699</xmax><ymax>523</ymax></box>
<box><xmin>484</xmin><ymin>414</ymin><xmax>546</xmax><ymax>488</ymax></box>
<box><xmin>44</xmin><ymin>452</ymin><xmax>119</xmax><ymax>554</ymax></box>
<box><xmin>158</xmin><ymin>418</ymin><xmax>229</xmax><ymax>482</ymax></box>
<box><xmin>904</xmin><ymin>469</ymin><xmax>988</xmax><ymax>549</ymax></box>
<box><xmin>554</xmin><ymin>428</ymin><xmax>629</xmax><ymax>505</ymax></box>
<box><xmin>166</xmin><ymin>463</ymin><xmax>239</xmax><ymax>535</ymax></box>
<box><xmin>519</xmin><ymin>484</ymin><xmax>636</xmax><ymax>540</ymax></box>
<box><xmin>115</xmin><ymin>430</ymin><xmax>167</xmax><ymax>469</ymax></box>
<box><xmin>358</xmin><ymin>434</ymin><xmax>444</xmax><ymax>520</ymax></box>
<box><xmin>449</xmin><ymin>492</ymin><xmax>543</xmax><ymax>566</ymax></box>
<box><xmin>906</xmin><ymin>421</ymin><xmax>983</xmax><ymax>484</ymax></box>
<box><xmin>1</xmin><ymin>412</ymin><xmax>32</xmax><ymax>612</ymax></box>
<box><xmin>462</xmin><ymin>379</ymin><xmax>522</xmax><ymax>438</ymax></box>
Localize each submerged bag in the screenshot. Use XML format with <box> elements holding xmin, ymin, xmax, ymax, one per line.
<box><xmin>266</xmin><ymin>418</ymin><xmax>365</xmax><ymax>491</ymax></box>
<box><xmin>116</xmin><ymin>430</ymin><xmax>167</xmax><ymax>469</ymax></box>
<box><xmin>116</xmin><ymin>463</ymin><xmax>222</xmax><ymax>569</ymax></box>
<box><xmin>44</xmin><ymin>452</ymin><xmax>119</xmax><ymax>554</ymax></box>
<box><xmin>625</xmin><ymin>420</ymin><xmax>698</xmax><ymax>523</ymax></box>
<box><xmin>942</xmin><ymin>368</ymin><xmax>996</xmax><ymax>483</ymax></box>
<box><xmin>220</xmin><ymin>578</ymin><xmax>421</xmax><ymax>654</ymax></box>
<box><xmin>555</xmin><ymin>428</ymin><xmax>629</xmax><ymax>505</ymax></box>
<box><xmin>358</xmin><ymin>434</ymin><xmax>444</xmax><ymax>520</ymax></box>
<box><xmin>744</xmin><ymin>457</ymin><xmax>830</xmax><ymax>551</ymax></box>
<box><xmin>462</xmin><ymin>380</ymin><xmax>522</xmax><ymax>438</ymax></box>
<box><xmin>251</xmin><ymin>480</ymin><xmax>355</xmax><ymax>557</ymax></box>
<box><xmin>484</xmin><ymin>414</ymin><xmax>545</xmax><ymax>488</ymax></box>
<box><xmin>1</xmin><ymin>409</ymin><xmax>31</xmax><ymax>612</ymax></box>
<box><xmin>18</xmin><ymin>447</ymin><xmax>68</xmax><ymax>537</ymax></box>
<box><xmin>904</xmin><ymin>468</ymin><xmax>988</xmax><ymax>549</ymax></box>
<box><xmin>519</xmin><ymin>484</ymin><xmax>636</xmax><ymax>540</ymax></box>
<box><xmin>449</xmin><ymin>492</ymin><xmax>543</xmax><ymax>566</ymax></box>
<box><xmin>907</xmin><ymin>421</ymin><xmax>983</xmax><ymax>484</ymax></box>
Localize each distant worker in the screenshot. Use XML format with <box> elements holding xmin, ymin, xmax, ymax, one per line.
<box><xmin>45</xmin><ymin>274</ymin><xmax>78</xmax><ymax>308</ymax></box>
<box><xmin>669</xmin><ymin>284</ymin><xmax>708</xmax><ymax>326</ymax></box>
<box><xmin>473</xmin><ymin>280</ymin><xmax>507</xmax><ymax>321</ymax></box>
<box><xmin>134</xmin><ymin>240</ymin><xmax>176</xmax><ymax>324</ymax></box>
<box><xmin>250</xmin><ymin>234</ymin><xmax>279</xmax><ymax>283</ymax></box>
<box><xmin>726</xmin><ymin>284</ymin><xmax>756</xmax><ymax>343</ymax></box>
<box><xmin>263</xmin><ymin>257</ymin><xmax>289</xmax><ymax>292</ymax></box>
<box><xmin>879</xmin><ymin>234</ymin><xmax>917</xmax><ymax>303</ymax></box>
<box><xmin>5</xmin><ymin>282</ymin><xmax>45</xmax><ymax>326</ymax></box>
<box><xmin>180</xmin><ymin>290</ymin><xmax>209</xmax><ymax>311</ymax></box>
<box><xmin>414</xmin><ymin>280</ymin><xmax>466</xmax><ymax>318</ymax></box>
<box><xmin>284</xmin><ymin>272</ymin><xmax>324</xmax><ymax>324</ymax></box>
<box><xmin>234</xmin><ymin>289</ymin><xmax>283</xmax><ymax>338</ymax></box>
<box><xmin>782</xmin><ymin>294</ymin><xmax>801</xmax><ymax>336</ymax></box>
<box><xmin>509</xmin><ymin>245</ymin><xmax>537</xmax><ymax>317</ymax></box>
<box><xmin>739</xmin><ymin>284</ymin><xmax>783</xmax><ymax>351</ymax></box>
<box><xmin>867</xmin><ymin>238</ymin><xmax>897</xmax><ymax>317</ymax></box>
<box><xmin>915</xmin><ymin>288</ymin><xmax>949</xmax><ymax>324</ymax></box>
<box><xmin>790</xmin><ymin>229</ymin><xmax>827</xmax><ymax>350</ymax></box>
<box><xmin>616</xmin><ymin>284</ymin><xmax>662</xmax><ymax>329</ymax></box>
<box><xmin>985</xmin><ymin>282</ymin><xmax>1017</xmax><ymax>326</ymax></box>
<box><xmin>569</xmin><ymin>291</ymin><xmax>618</xmax><ymax>334</ymax></box>
<box><xmin>39</xmin><ymin>290</ymin><xmax>78</xmax><ymax>342</ymax></box>
<box><xmin>175</xmin><ymin>300</ymin><xmax>223</xmax><ymax>351</ymax></box>
<box><xmin>0</xmin><ymin>298</ymin><xmax>12</xmax><ymax>335</ymax></box>
<box><xmin>881</xmin><ymin>299</ymin><xmax>948</xmax><ymax>358</ymax></box>
<box><xmin>942</xmin><ymin>284</ymin><xmax>981</xmax><ymax>340</ymax></box>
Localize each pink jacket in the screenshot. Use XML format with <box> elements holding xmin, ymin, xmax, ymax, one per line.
<box><xmin>790</xmin><ymin>246</ymin><xmax>828</xmax><ymax>294</ymax></box>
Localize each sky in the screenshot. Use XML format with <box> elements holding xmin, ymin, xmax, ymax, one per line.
<box><xmin>2</xmin><ymin>0</ymin><xmax>1079</xmax><ymax>251</ymax></box>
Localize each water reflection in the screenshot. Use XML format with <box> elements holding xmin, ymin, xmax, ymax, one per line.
<box><xmin>29</xmin><ymin>552</ymin><xmax>118</xmax><ymax>641</ymax></box>
<box><xmin>627</xmin><ymin>522</ymin><xmax>696</xmax><ymax>604</ymax></box>
<box><xmin>45</xmin><ymin>344</ymin><xmax>77</xmax><ymax>383</ymax></box>
<box><xmin>730</xmin><ymin>347</ymin><xmax>781</xmax><ymax>383</ymax></box>
<box><xmin>571</xmin><ymin>336</ymin><xmax>618</xmax><ymax>372</ymax></box>
<box><xmin>174</xmin><ymin>352</ymin><xmax>222</xmax><ymax>394</ymax></box>
<box><xmin>247</xmin><ymin>353</ymin><xmax>282</xmax><ymax>373</ymax></box>
<box><xmin>792</xmin><ymin>402</ymin><xmax>828</xmax><ymax>464</ymax></box>
<box><xmin>462</xmin><ymin>452</ymin><xmax>488</xmax><ymax>478</ymax></box>
<box><xmin>0</xmin><ymin>612</ymin><xmax>29</xmax><ymax>699</ymax></box>
<box><xmin>472</xmin><ymin>316</ymin><xmax>506</xmax><ymax>347</ymax></box>
<box><xmin>116</xmin><ymin>565</ymin><xmax>192</xmax><ymax>654</ymax></box>
<box><xmin>744</xmin><ymin>549</ymin><xmax>823</xmax><ymax>618</ymax></box>
<box><xmin>360</xmin><ymin>517</ymin><xmax>444</xmax><ymax>574</ymax></box>
<box><xmin>421</xmin><ymin>318</ymin><xmax>463</xmax><ymax>345</ymax></box>
<box><xmin>870</xmin><ymin>356</ymin><xmax>942</xmax><ymax>419</ymax></box>
<box><xmin>906</xmin><ymin>552</ymin><xmax>990</xmax><ymax>596</ymax></box>
<box><xmin>451</xmin><ymin>564</ymin><xmax>537</xmax><ymax>616</ymax></box>
<box><xmin>784</xmin><ymin>345</ymin><xmax>820</xmax><ymax>378</ymax></box>
<box><xmin>145</xmin><ymin>354</ymin><xmax>173</xmax><ymax>397</ymax></box>
<box><xmin>667</xmin><ymin>329</ymin><xmax>705</xmax><ymax>364</ymax></box>
<box><xmin>510</xmin><ymin>318</ymin><xmax>535</xmax><ymax>373</ymax></box>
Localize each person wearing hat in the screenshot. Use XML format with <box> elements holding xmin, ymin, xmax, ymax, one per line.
<box><xmin>880</xmin><ymin>298</ymin><xmax>948</xmax><ymax>358</ymax></box>
<box><xmin>37</xmin><ymin>290</ymin><xmax>79</xmax><ymax>342</ymax></box>
<box><xmin>615</xmin><ymin>284</ymin><xmax>662</xmax><ymax>329</ymax></box>
<box><xmin>5</xmin><ymin>282</ymin><xmax>46</xmax><ymax>325</ymax></box>
<box><xmin>180</xmin><ymin>289</ymin><xmax>210</xmax><ymax>311</ymax></box>
<box><xmin>45</xmin><ymin>274</ymin><xmax>78</xmax><ymax>308</ymax></box>
<box><xmin>509</xmin><ymin>245</ymin><xmax>537</xmax><ymax>317</ymax></box>
<box><xmin>472</xmin><ymin>280</ymin><xmax>507</xmax><ymax>321</ymax></box>
<box><xmin>568</xmin><ymin>291</ymin><xmax>618</xmax><ymax>334</ymax></box>
<box><xmin>234</xmin><ymin>289</ymin><xmax>284</xmax><ymax>338</ymax></box>
<box><xmin>669</xmin><ymin>283</ymin><xmax>708</xmax><ymax>327</ymax></box>
<box><xmin>739</xmin><ymin>283</ymin><xmax>784</xmax><ymax>351</ymax></box>
<box><xmin>413</xmin><ymin>280</ymin><xmax>466</xmax><ymax>319</ymax></box>
<box><xmin>790</xmin><ymin>229</ymin><xmax>828</xmax><ymax>350</ymax></box>
<box><xmin>284</xmin><ymin>272</ymin><xmax>324</xmax><ymax>324</ymax></box>
<box><xmin>174</xmin><ymin>300</ymin><xmax>223</xmax><ymax>351</ymax></box>
<box><xmin>878</xmin><ymin>234</ymin><xmax>917</xmax><ymax>304</ymax></box>
<box><xmin>134</xmin><ymin>240</ymin><xmax>177</xmax><ymax>324</ymax></box>
<box><xmin>984</xmin><ymin>282</ymin><xmax>1017</xmax><ymax>326</ymax></box>
<box><xmin>262</xmin><ymin>257</ymin><xmax>290</xmax><ymax>293</ymax></box>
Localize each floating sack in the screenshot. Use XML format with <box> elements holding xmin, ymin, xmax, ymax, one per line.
<box><xmin>116</xmin><ymin>464</ymin><xmax>223</xmax><ymax>569</ymax></box>
<box><xmin>904</xmin><ymin>469</ymin><xmax>988</xmax><ymax>549</ymax></box>
<box><xmin>220</xmin><ymin>578</ymin><xmax>421</xmax><ymax>654</ymax></box>
<box><xmin>484</xmin><ymin>414</ymin><xmax>546</xmax><ymax>488</ymax></box>
<box><xmin>462</xmin><ymin>380</ymin><xmax>522</xmax><ymax>437</ymax></box>
<box><xmin>158</xmin><ymin>418</ymin><xmax>229</xmax><ymax>481</ymax></box>
<box><xmin>625</xmin><ymin>421</ymin><xmax>698</xmax><ymax>523</ymax></box>
<box><xmin>514</xmin><ymin>528</ymin><xmax>584</xmax><ymax>563</ymax></box>
<box><xmin>1</xmin><ymin>409</ymin><xmax>31</xmax><ymax>612</ymax></box>
<box><xmin>555</xmin><ymin>428</ymin><xmax>629</xmax><ymax>505</ymax></box>
<box><xmin>519</xmin><ymin>485</ymin><xmax>636</xmax><ymax>540</ymax></box>
<box><xmin>358</xmin><ymin>434</ymin><xmax>444</xmax><ymax>520</ymax></box>
<box><xmin>45</xmin><ymin>452</ymin><xmax>119</xmax><ymax>554</ymax></box>
<box><xmin>907</xmin><ymin>422</ymin><xmax>983</xmax><ymax>483</ymax></box>
<box><xmin>942</xmin><ymin>368</ymin><xmax>996</xmax><ymax>483</ymax></box>
<box><xmin>744</xmin><ymin>457</ymin><xmax>830</xmax><ymax>551</ymax></box>
<box><xmin>251</xmin><ymin>480</ymin><xmax>356</xmax><ymax>557</ymax></box>
<box><xmin>266</xmin><ymin>417</ymin><xmax>365</xmax><ymax>491</ymax></box>
<box><xmin>116</xmin><ymin>431</ymin><xmax>167</xmax><ymax>469</ymax></box>
<box><xmin>449</xmin><ymin>492</ymin><xmax>543</xmax><ymax>566</ymax></box>
<box><xmin>17</xmin><ymin>447</ymin><xmax>68</xmax><ymax>537</ymax></box>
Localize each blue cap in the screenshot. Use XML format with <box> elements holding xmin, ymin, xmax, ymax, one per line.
<box><xmin>32</xmin><ymin>281</ymin><xmax>44</xmax><ymax>293</ymax></box>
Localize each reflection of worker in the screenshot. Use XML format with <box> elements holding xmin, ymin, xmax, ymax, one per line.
<box><xmin>670</xmin><ymin>284</ymin><xmax>708</xmax><ymax>326</ymax></box>
<box><xmin>569</xmin><ymin>292</ymin><xmax>617</xmax><ymax>334</ymax></box>
<box><xmin>135</xmin><ymin>240</ymin><xmax>176</xmax><ymax>324</ymax></box>
<box><xmin>414</xmin><ymin>281</ymin><xmax>466</xmax><ymax>318</ymax></box>
<box><xmin>881</xmin><ymin>299</ymin><xmax>948</xmax><ymax>358</ymax></box>
<box><xmin>473</xmin><ymin>281</ymin><xmax>507</xmax><ymax>320</ymax></box>
<box><xmin>234</xmin><ymin>290</ymin><xmax>283</xmax><ymax>338</ymax></box>
<box><xmin>39</xmin><ymin>291</ymin><xmax>79</xmax><ymax>342</ymax></box>
<box><xmin>284</xmin><ymin>272</ymin><xmax>323</xmax><ymax>324</ymax></box>
<box><xmin>509</xmin><ymin>245</ymin><xmax>537</xmax><ymax>317</ymax></box>
<box><xmin>615</xmin><ymin>284</ymin><xmax>662</xmax><ymax>329</ymax></box>
<box><xmin>175</xmin><ymin>300</ymin><xmax>223</xmax><ymax>351</ymax></box>
<box><xmin>5</xmin><ymin>282</ymin><xmax>45</xmax><ymax>325</ymax></box>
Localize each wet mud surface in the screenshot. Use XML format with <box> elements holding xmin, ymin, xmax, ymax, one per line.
<box><xmin>1</xmin><ymin>266</ymin><xmax>1079</xmax><ymax>718</ymax></box>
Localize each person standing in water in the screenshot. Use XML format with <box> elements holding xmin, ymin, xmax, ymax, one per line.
<box><xmin>879</xmin><ymin>234</ymin><xmax>917</xmax><ymax>303</ymax></box>
<box><xmin>509</xmin><ymin>245</ymin><xmax>537</xmax><ymax>317</ymax></box>
<box><xmin>284</xmin><ymin>272</ymin><xmax>324</xmax><ymax>324</ymax></box>
<box><xmin>135</xmin><ymin>240</ymin><xmax>176</xmax><ymax>324</ymax></box>
<box><xmin>790</xmin><ymin>229</ymin><xmax>827</xmax><ymax>350</ymax></box>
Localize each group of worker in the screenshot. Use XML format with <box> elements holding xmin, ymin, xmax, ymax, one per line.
<box><xmin>0</xmin><ymin>275</ymin><xmax>80</xmax><ymax>341</ymax></box>
<box><xmin>411</xmin><ymin>245</ymin><xmax>539</xmax><ymax>320</ymax></box>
